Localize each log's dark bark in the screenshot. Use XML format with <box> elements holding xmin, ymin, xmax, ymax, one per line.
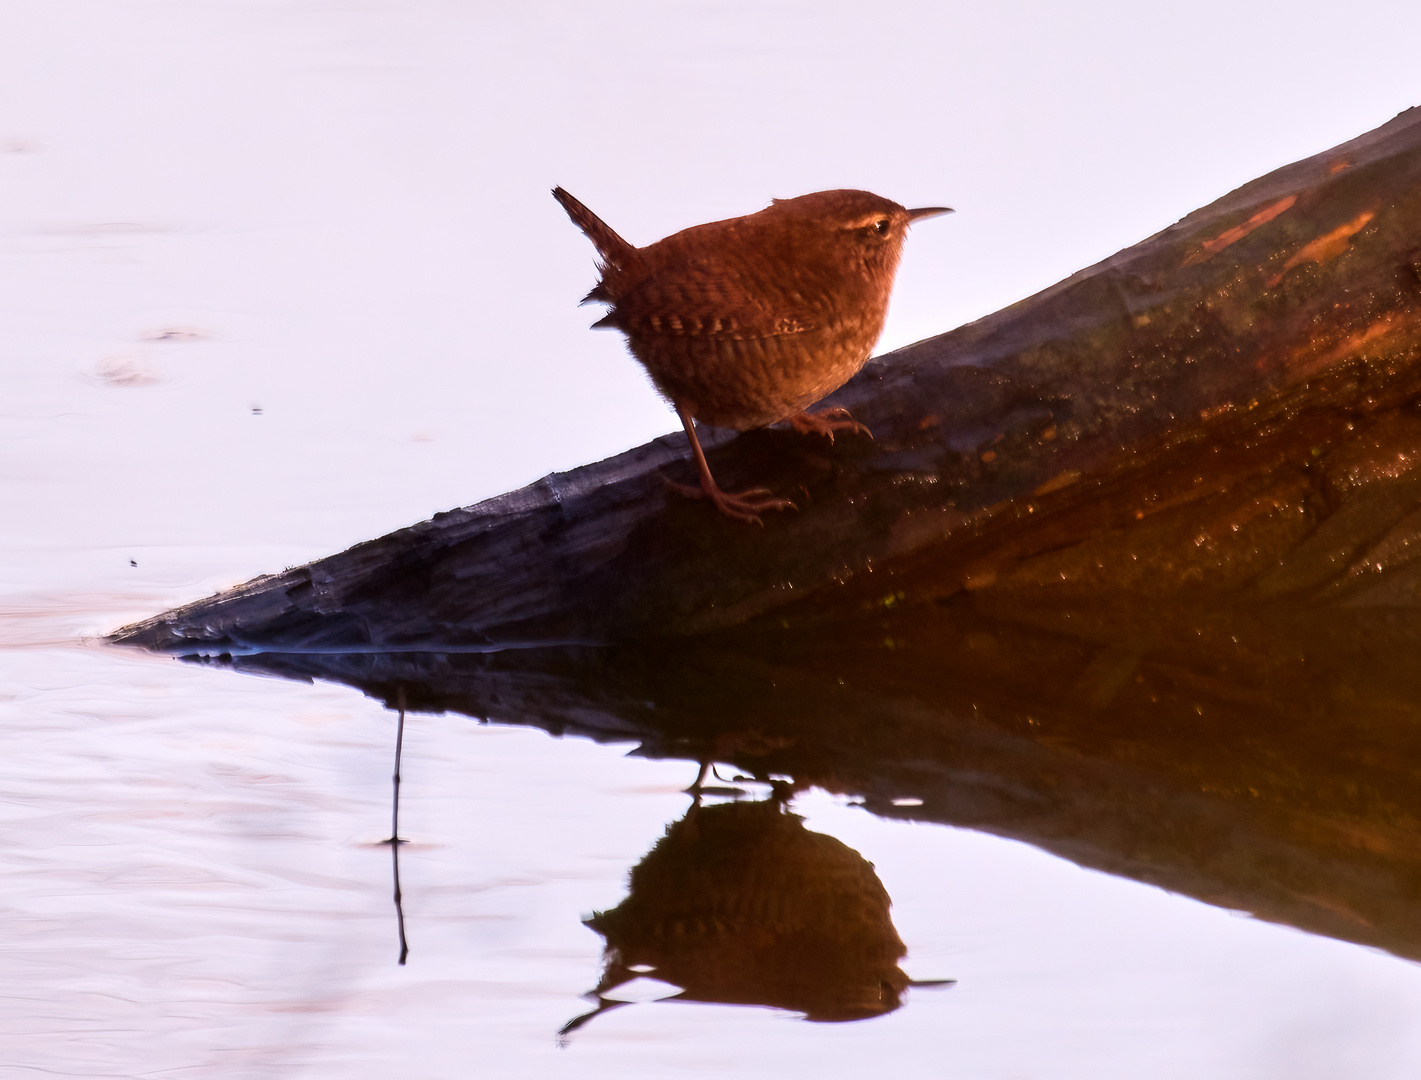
<box><xmin>111</xmin><ymin>107</ymin><xmax>1421</xmax><ymax>653</ymax></box>
<box><xmin>112</xmin><ymin>109</ymin><xmax>1421</xmax><ymax>969</ymax></box>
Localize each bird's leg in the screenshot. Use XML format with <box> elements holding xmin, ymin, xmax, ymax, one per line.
<box><xmin>786</xmin><ymin>407</ymin><xmax>873</xmax><ymax>443</ymax></box>
<box><xmin>665</xmin><ymin>406</ymin><xmax>797</xmax><ymax>525</ymax></box>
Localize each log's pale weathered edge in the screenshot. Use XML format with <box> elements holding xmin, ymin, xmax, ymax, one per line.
<box><xmin>109</xmin><ymin>107</ymin><xmax>1421</xmax><ymax>652</ymax></box>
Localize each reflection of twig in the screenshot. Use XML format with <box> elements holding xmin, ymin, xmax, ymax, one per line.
<box><xmin>389</xmin><ymin>839</ymin><xmax>409</xmax><ymax>965</ymax></box>
<box><xmin>385</xmin><ymin>686</ymin><xmax>410</xmax><ymax>965</ymax></box>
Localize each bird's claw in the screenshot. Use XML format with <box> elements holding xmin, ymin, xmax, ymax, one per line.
<box><xmin>787</xmin><ymin>408</ymin><xmax>874</xmax><ymax>443</ymax></box>
<box><xmin>663</xmin><ymin>477</ymin><xmax>797</xmax><ymax>525</ymax></box>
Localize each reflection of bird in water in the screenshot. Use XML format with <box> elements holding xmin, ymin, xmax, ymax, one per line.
<box><xmin>554</xmin><ymin>187</ymin><xmax>952</xmax><ymax>523</ymax></box>
<box><xmin>561</xmin><ymin>797</ymin><xmax>952</xmax><ymax>1038</ymax></box>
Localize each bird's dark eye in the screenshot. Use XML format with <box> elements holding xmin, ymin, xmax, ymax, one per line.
<box><xmin>873</xmin><ymin>219</ymin><xmax>891</xmax><ymax>235</ymax></box>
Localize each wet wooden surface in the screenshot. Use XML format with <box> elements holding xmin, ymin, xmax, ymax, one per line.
<box><xmin>111</xmin><ymin>107</ymin><xmax>1421</xmax><ymax>652</ymax></box>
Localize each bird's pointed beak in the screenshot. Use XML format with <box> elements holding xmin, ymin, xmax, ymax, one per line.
<box><xmin>907</xmin><ymin>206</ymin><xmax>954</xmax><ymax>223</ymax></box>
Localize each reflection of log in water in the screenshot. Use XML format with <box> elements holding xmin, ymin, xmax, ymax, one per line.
<box><xmin>212</xmin><ymin>533</ymin><xmax>1421</xmax><ymax>972</ymax></box>
<box><xmin>561</xmin><ymin>797</ymin><xmax>928</xmax><ymax>1035</ymax></box>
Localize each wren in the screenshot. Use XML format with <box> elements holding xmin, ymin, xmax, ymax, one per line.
<box><xmin>553</xmin><ymin>187</ymin><xmax>952</xmax><ymax>523</ymax></box>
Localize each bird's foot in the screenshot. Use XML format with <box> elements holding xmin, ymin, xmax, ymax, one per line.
<box><xmin>663</xmin><ymin>477</ymin><xmax>797</xmax><ymax>525</ymax></box>
<box><xmin>787</xmin><ymin>407</ymin><xmax>873</xmax><ymax>443</ymax></box>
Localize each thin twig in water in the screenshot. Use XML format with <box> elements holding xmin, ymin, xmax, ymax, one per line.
<box><xmin>387</xmin><ymin>686</ymin><xmax>410</xmax><ymax>965</ymax></box>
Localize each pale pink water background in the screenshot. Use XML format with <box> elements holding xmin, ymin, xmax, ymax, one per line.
<box><xmin>4</xmin><ymin>2</ymin><xmax>1421</xmax><ymax>1077</ymax></box>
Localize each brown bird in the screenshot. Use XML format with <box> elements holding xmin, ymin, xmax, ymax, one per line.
<box><xmin>554</xmin><ymin>187</ymin><xmax>952</xmax><ymax>523</ymax></box>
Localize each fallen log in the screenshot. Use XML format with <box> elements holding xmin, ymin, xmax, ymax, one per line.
<box><xmin>111</xmin><ymin>106</ymin><xmax>1421</xmax><ymax>652</ymax></box>
<box><xmin>190</xmin><ymin>322</ymin><xmax>1421</xmax><ymax>965</ymax></box>
<box><xmin>110</xmin><ymin>106</ymin><xmax>1421</xmax><ymax>966</ymax></box>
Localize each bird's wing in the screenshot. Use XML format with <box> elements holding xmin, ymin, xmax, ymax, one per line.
<box><xmin>597</xmin><ymin>258</ymin><xmax>820</xmax><ymax>339</ymax></box>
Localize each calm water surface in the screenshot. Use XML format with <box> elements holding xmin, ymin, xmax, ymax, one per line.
<box><xmin>6</xmin><ymin>3</ymin><xmax>1421</xmax><ymax>1077</ymax></box>
<box><xmin>7</xmin><ymin>617</ymin><xmax>1421</xmax><ymax>1078</ymax></box>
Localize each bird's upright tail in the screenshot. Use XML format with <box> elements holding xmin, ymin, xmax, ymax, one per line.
<box><xmin>552</xmin><ymin>187</ymin><xmax>635</xmax><ymax>285</ymax></box>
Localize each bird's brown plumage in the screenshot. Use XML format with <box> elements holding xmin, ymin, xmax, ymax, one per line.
<box><xmin>553</xmin><ymin>187</ymin><xmax>949</xmax><ymax>521</ymax></box>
